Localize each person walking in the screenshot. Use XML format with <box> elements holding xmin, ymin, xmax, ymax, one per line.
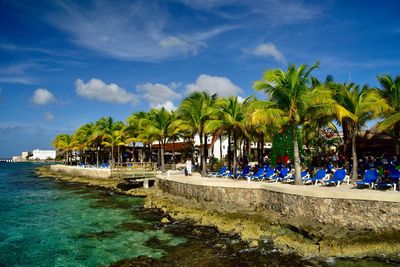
<box><xmin>185</xmin><ymin>158</ymin><xmax>192</xmax><ymax>176</ymax></box>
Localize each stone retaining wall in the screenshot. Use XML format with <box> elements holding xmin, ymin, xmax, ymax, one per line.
<box><xmin>50</xmin><ymin>164</ymin><xmax>111</xmax><ymax>179</ymax></box>
<box><xmin>157</xmin><ymin>178</ymin><xmax>400</xmax><ymax>232</ymax></box>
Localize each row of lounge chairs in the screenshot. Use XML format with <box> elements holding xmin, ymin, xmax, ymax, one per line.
<box><xmin>77</xmin><ymin>163</ymin><xmax>110</xmax><ymax>168</ymax></box>
<box><xmin>207</xmin><ymin>165</ymin><xmax>400</xmax><ymax>190</ymax></box>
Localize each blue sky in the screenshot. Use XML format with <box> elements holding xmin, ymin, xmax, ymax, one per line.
<box><xmin>1</xmin><ymin>0</ymin><xmax>400</xmax><ymax>157</ymax></box>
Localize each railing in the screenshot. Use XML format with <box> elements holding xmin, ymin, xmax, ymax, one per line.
<box><xmin>164</xmin><ymin>163</ymin><xmax>177</xmax><ymax>171</ymax></box>
<box><xmin>110</xmin><ymin>162</ymin><xmax>157</xmax><ymax>179</ymax></box>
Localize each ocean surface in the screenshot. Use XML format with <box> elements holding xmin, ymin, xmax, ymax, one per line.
<box><xmin>0</xmin><ymin>162</ymin><xmax>397</xmax><ymax>266</ymax></box>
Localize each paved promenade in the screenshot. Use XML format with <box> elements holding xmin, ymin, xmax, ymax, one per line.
<box><xmin>158</xmin><ymin>172</ymin><xmax>400</xmax><ymax>202</ymax></box>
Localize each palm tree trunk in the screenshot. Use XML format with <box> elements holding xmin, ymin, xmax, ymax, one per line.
<box><xmin>351</xmin><ymin>133</ymin><xmax>358</xmax><ymax>183</ymax></box>
<box><xmin>96</xmin><ymin>148</ymin><xmax>99</xmax><ymax>166</ymax></box>
<box><xmin>111</xmin><ymin>146</ymin><xmax>114</xmax><ymax>164</ymax></box>
<box><xmin>132</xmin><ymin>144</ymin><xmax>135</xmax><ymax>162</ymax></box>
<box><xmin>256</xmin><ymin>138</ymin><xmax>260</xmax><ymax>165</ymax></box>
<box><xmin>233</xmin><ymin>131</ymin><xmax>237</xmax><ymax>172</ymax></box>
<box><xmin>293</xmin><ymin>125</ymin><xmax>302</xmax><ymax>185</ymax></box>
<box><xmin>204</xmin><ymin>133</ymin><xmax>208</xmax><ymax>166</ymax></box>
<box><xmin>343</xmin><ymin>123</ymin><xmax>350</xmax><ymax>172</ymax></box>
<box><xmin>117</xmin><ymin>145</ymin><xmax>120</xmax><ymax>163</ymax></box>
<box><xmin>246</xmin><ymin>138</ymin><xmax>251</xmax><ymax>160</ymax></box>
<box><xmin>395</xmin><ymin>128</ymin><xmax>400</xmax><ymax>158</ymax></box>
<box><xmin>149</xmin><ymin>144</ymin><xmax>152</xmax><ymax>163</ymax></box>
<box><xmin>200</xmin><ymin>131</ymin><xmax>207</xmax><ymax>176</ymax></box>
<box><xmin>227</xmin><ymin>132</ymin><xmax>232</xmax><ymax>170</ymax></box>
<box><xmin>161</xmin><ymin>140</ymin><xmax>166</xmax><ymax>173</ymax></box>
<box><xmin>219</xmin><ymin>136</ymin><xmax>223</xmax><ymax>163</ymax></box>
<box><xmin>260</xmin><ymin>135</ymin><xmax>265</xmax><ymax>165</ymax></box>
<box><xmin>172</xmin><ymin>140</ymin><xmax>176</xmax><ymax>163</ymax></box>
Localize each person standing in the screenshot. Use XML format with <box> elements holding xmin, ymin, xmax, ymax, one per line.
<box><xmin>283</xmin><ymin>152</ymin><xmax>289</xmax><ymax>165</ymax></box>
<box><xmin>185</xmin><ymin>158</ymin><xmax>192</xmax><ymax>176</ymax></box>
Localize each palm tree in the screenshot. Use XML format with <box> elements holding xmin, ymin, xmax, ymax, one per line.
<box><xmin>94</xmin><ymin>117</ymin><xmax>125</xmax><ymax>163</ymax></box>
<box><xmin>249</xmin><ymin>98</ymin><xmax>287</xmax><ymax>165</ymax></box>
<box><xmin>176</xmin><ymin>92</ymin><xmax>218</xmax><ymax>177</ymax></box>
<box><xmin>334</xmin><ymin>83</ymin><xmax>390</xmax><ymax>182</ymax></box>
<box><xmin>102</xmin><ymin>125</ymin><xmax>126</xmax><ymax>164</ymax></box>
<box><xmin>209</xmin><ymin>96</ymin><xmax>250</xmax><ymax>170</ymax></box>
<box><xmin>72</xmin><ymin>123</ymin><xmax>96</xmax><ymax>165</ymax></box>
<box><xmin>377</xmin><ymin>74</ymin><xmax>400</xmax><ymax>157</ymax></box>
<box><xmin>126</xmin><ymin>111</ymin><xmax>148</xmax><ymax>162</ymax></box>
<box><xmin>52</xmin><ymin>134</ymin><xmax>73</xmax><ymax>164</ymax></box>
<box><xmin>254</xmin><ymin>62</ymin><xmax>343</xmax><ymax>185</ymax></box>
<box><xmin>147</xmin><ymin>107</ymin><xmax>174</xmax><ymax>173</ymax></box>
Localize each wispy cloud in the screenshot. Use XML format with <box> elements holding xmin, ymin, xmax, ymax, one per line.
<box><xmin>258</xmin><ymin>0</ymin><xmax>322</xmax><ymax>24</ymax></box>
<box><xmin>47</xmin><ymin>1</ymin><xmax>235</xmax><ymax>61</ymax></box>
<box><xmin>176</xmin><ymin>0</ymin><xmax>323</xmax><ymax>24</ymax></box>
<box><xmin>0</xmin><ymin>62</ymin><xmax>39</xmax><ymax>84</ymax></box>
<box><xmin>318</xmin><ymin>56</ymin><xmax>400</xmax><ymax>71</ymax></box>
<box><xmin>45</xmin><ymin>111</ymin><xmax>55</xmax><ymax>122</ymax></box>
<box><xmin>0</xmin><ymin>42</ymin><xmax>55</xmax><ymax>56</ymax></box>
<box><xmin>0</xmin><ymin>77</ymin><xmax>36</xmax><ymax>84</ymax></box>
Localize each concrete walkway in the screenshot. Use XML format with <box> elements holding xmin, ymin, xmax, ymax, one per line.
<box><xmin>158</xmin><ymin>172</ymin><xmax>400</xmax><ymax>202</ymax></box>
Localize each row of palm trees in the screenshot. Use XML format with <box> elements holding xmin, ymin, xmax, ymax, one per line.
<box><xmin>52</xmin><ymin>62</ymin><xmax>399</xmax><ymax>185</ymax></box>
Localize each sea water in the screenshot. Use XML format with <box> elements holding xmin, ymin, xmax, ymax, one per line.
<box><xmin>0</xmin><ymin>163</ymin><xmax>397</xmax><ymax>266</ymax></box>
<box><xmin>0</xmin><ymin>163</ymin><xmax>185</xmax><ymax>266</ymax></box>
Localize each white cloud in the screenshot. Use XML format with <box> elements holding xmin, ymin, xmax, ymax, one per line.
<box><xmin>186</xmin><ymin>74</ymin><xmax>243</xmax><ymax>97</ymax></box>
<box><xmin>154</xmin><ymin>101</ymin><xmax>177</xmax><ymax>112</ymax></box>
<box><xmin>251</xmin><ymin>43</ymin><xmax>286</xmax><ymax>64</ymax></box>
<box><xmin>31</xmin><ymin>88</ymin><xmax>56</xmax><ymax>105</ymax></box>
<box><xmin>136</xmin><ymin>82</ymin><xmax>181</xmax><ymax>105</ymax></box>
<box><xmin>45</xmin><ymin>112</ymin><xmax>55</xmax><ymax>122</ymax></box>
<box><xmin>76</xmin><ymin>78</ymin><xmax>138</xmax><ymax>105</ymax></box>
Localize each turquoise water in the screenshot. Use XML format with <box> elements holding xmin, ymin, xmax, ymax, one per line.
<box><xmin>0</xmin><ymin>163</ymin><xmax>184</xmax><ymax>266</ymax></box>
<box><xmin>0</xmin><ymin>163</ymin><xmax>397</xmax><ymax>266</ymax></box>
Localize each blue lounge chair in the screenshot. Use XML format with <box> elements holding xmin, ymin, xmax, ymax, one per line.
<box><xmin>322</xmin><ymin>169</ymin><xmax>348</xmax><ymax>187</ymax></box>
<box><xmin>246</xmin><ymin>167</ymin><xmax>265</xmax><ymax>181</ymax></box>
<box><xmin>281</xmin><ymin>170</ymin><xmax>309</xmax><ymax>183</ymax></box>
<box><xmin>301</xmin><ymin>171</ymin><xmax>310</xmax><ymax>181</ymax></box>
<box><xmin>267</xmin><ymin>167</ymin><xmax>290</xmax><ymax>182</ymax></box>
<box><xmin>303</xmin><ymin>169</ymin><xmax>328</xmax><ymax>185</ymax></box>
<box><xmin>276</xmin><ymin>167</ymin><xmax>291</xmax><ymax>182</ymax></box>
<box><xmin>233</xmin><ymin>165</ymin><xmax>251</xmax><ymax>179</ymax></box>
<box><xmin>100</xmin><ymin>163</ymin><xmax>109</xmax><ymax>168</ymax></box>
<box><xmin>260</xmin><ymin>168</ymin><xmax>275</xmax><ymax>181</ymax></box>
<box><xmin>376</xmin><ymin>169</ymin><xmax>400</xmax><ymax>191</ymax></box>
<box><xmin>207</xmin><ymin>166</ymin><xmax>228</xmax><ymax>177</ymax></box>
<box><xmin>221</xmin><ymin>169</ymin><xmax>233</xmax><ymax>178</ymax></box>
<box><xmin>355</xmin><ymin>169</ymin><xmax>379</xmax><ymax>189</ymax></box>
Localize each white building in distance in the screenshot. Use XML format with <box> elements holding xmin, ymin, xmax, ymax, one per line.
<box><xmin>31</xmin><ymin>149</ymin><xmax>56</xmax><ymax>160</ymax></box>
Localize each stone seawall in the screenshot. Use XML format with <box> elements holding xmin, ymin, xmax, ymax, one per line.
<box><xmin>50</xmin><ymin>164</ymin><xmax>111</xmax><ymax>179</ymax></box>
<box><xmin>157</xmin><ymin>177</ymin><xmax>400</xmax><ymax>232</ymax></box>
<box><xmin>151</xmin><ymin>175</ymin><xmax>400</xmax><ymax>258</ymax></box>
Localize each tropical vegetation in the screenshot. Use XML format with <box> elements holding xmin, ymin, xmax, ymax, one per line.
<box><xmin>52</xmin><ymin>63</ymin><xmax>396</xmax><ymax>183</ymax></box>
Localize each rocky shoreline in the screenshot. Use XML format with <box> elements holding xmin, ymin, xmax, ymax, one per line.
<box><xmin>145</xmin><ymin>187</ymin><xmax>400</xmax><ymax>259</ymax></box>
<box><xmin>37</xmin><ymin>166</ymin><xmax>400</xmax><ymax>262</ymax></box>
